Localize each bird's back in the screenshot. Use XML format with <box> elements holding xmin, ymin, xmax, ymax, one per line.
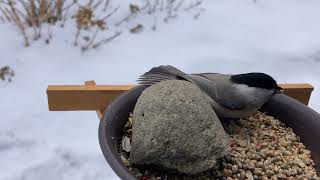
<box><xmin>138</xmin><ymin>66</ymin><xmax>275</xmax><ymax>118</ymax></box>
<box><xmin>186</xmin><ymin>74</ymin><xmax>248</xmax><ymax>110</ymax></box>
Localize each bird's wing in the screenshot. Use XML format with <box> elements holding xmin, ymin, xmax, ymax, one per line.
<box><xmin>186</xmin><ymin>74</ymin><xmax>247</xmax><ymax>110</ymax></box>
<box><xmin>138</xmin><ymin>68</ymin><xmax>247</xmax><ymax>110</ymax></box>
<box><xmin>137</xmin><ymin>65</ymin><xmax>188</xmax><ymax>85</ymax></box>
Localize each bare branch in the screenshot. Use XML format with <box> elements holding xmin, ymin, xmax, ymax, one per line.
<box><xmin>101</xmin><ymin>5</ymin><xmax>119</xmax><ymax>21</ymax></box>
<box><xmin>92</xmin><ymin>0</ymin><xmax>103</xmax><ymax>10</ymax></box>
<box><xmin>74</xmin><ymin>27</ymin><xmax>81</xmax><ymax>46</ymax></box>
<box><xmin>184</xmin><ymin>1</ymin><xmax>202</xmax><ymax>11</ymax></box>
<box><xmin>103</xmin><ymin>0</ymin><xmax>109</xmax><ymax>11</ymax></box>
<box><xmin>92</xmin><ymin>31</ymin><xmax>121</xmax><ymax>49</ymax></box>
<box><xmin>114</xmin><ymin>13</ymin><xmax>132</xmax><ymax>26</ymax></box>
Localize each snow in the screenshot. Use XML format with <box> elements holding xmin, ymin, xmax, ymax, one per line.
<box><xmin>1</xmin><ymin>0</ymin><xmax>320</xmax><ymax>179</ymax></box>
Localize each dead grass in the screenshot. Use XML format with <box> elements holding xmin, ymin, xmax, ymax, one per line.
<box><xmin>0</xmin><ymin>0</ymin><xmax>203</xmax><ymax>51</ymax></box>
<box><xmin>0</xmin><ymin>66</ymin><xmax>14</xmax><ymax>82</ymax></box>
<box><xmin>72</xmin><ymin>0</ymin><xmax>122</xmax><ymax>51</ymax></box>
<box><xmin>0</xmin><ymin>0</ymin><xmax>122</xmax><ymax>50</ymax></box>
<box><xmin>0</xmin><ymin>0</ymin><xmax>76</xmax><ymax>46</ymax></box>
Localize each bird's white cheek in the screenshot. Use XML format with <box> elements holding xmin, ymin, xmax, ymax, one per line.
<box><xmin>234</xmin><ymin>84</ymin><xmax>256</xmax><ymax>96</ymax></box>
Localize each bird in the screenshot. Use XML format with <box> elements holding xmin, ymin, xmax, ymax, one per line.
<box><xmin>137</xmin><ymin>65</ymin><xmax>283</xmax><ymax>119</ymax></box>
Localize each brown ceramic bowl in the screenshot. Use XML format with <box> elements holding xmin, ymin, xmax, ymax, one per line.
<box><xmin>98</xmin><ymin>85</ymin><xmax>320</xmax><ymax>179</ymax></box>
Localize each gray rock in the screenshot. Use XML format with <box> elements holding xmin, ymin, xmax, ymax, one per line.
<box><xmin>130</xmin><ymin>80</ymin><xmax>229</xmax><ymax>174</ymax></box>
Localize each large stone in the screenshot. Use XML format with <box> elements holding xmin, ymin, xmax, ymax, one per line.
<box><xmin>130</xmin><ymin>80</ymin><xmax>229</xmax><ymax>174</ymax></box>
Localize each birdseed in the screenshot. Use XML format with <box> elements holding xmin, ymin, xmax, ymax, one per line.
<box><xmin>118</xmin><ymin>112</ymin><xmax>319</xmax><ymax>180</ymax></box>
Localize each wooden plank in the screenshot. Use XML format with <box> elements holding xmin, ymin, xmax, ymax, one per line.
<box><xmin>48</xmin><ymin>85</ymin><xmax>135</xmax><ymax>91</ymax></box>
<box><xmin>279</xmin><ymin>83</ymin><xmax>314</xmax><ymax>91</ymax></box>
<box><xmin>47</xmin><ymin>83</ymin><xmax>314</xmax><ymax>111</ymax></box>
<box><xmin>279</xmin><ymin>84</ymin><xmax>314</xmax><ymax>105</ymax></box>
<box><xmin>47</xmin><ymin>84</ymin><xmax>135</xmax><ymax>111</ymax></box>
<box><xmin>84</xmin><ymin>81</ymin><xmax>106</xmax><ymax>119</ymax></box>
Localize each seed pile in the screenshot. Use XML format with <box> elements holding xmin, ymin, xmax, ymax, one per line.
<box><xmin>118</xmin><ymin>112</ymin><xmax>319</xmax><ymax>180</ymax></box>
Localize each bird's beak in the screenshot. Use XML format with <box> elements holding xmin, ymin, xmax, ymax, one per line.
<box><xmin>275</xmin><ymin>85</ymin><xmax>284</xmax><ymax>94</ymax></box>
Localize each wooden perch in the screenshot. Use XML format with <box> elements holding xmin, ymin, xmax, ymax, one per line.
<box><xmin>47</xmin><ymin>82</ymin><xmax>314</xmax><ymax>116</ymax></box>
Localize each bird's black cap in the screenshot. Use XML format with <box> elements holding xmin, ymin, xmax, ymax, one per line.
<box><xmin>231</xmin><ymin>72</ymin><xmax>282</xmax><ymax>90</ymax></box>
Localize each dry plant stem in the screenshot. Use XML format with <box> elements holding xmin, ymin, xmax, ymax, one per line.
<box><xmin>62</xmin><ymin>1</ymin><xmax>76</xmax><ymax>12</ymax></box>
<box><xmin>115</xmin><ymin>3</ymin><xmax>148</xmax><ymax>26</ymax></box>
<box><xmin>4</xmin><ymin>7</ymin><xmax>14</xmax><ymax>19</ymax></box>
<box><xmin>7</xmin><ymin>0</ymin><xmax>30</xmax><ymax>46</ymax></box>
<box><xmin>150</xmin><ymin>0</ymin><xmax>159</xmax><ymax>14</ymax></box>
<box><xmin>87</xmin><ymin>0</ymin><xmax>95</xmax><ymax>7</ymax></box>
<box><xmin>15</xmin><ymin>8</ymin><xmax>27</xmax><ymax>22</ymax></box>
<box><xmin>159</xmin><ymin>0</ymin><xmax>164</xmax><ymax>11</ymax></box>
<box><xmin>114</xmin><ymin>13</ymin><xmax>133</xmax><ymax>26</ymax></box>
<box><xmin>38</xmin><ymin>0</ymin><xmax>47</xmax><ymax>22</ymax></box>
<box><xmin>81</xmin><ymin>27</ymin><xmax>98</xmax><ymax>51</ymax></box>
<box><xmin>152</xmin><ymin>14</ymin><xmax>157</xmax><ymax>30</ymax></box>
<box><xmin>101</xmin><ymin>6</ymin><xmax>119</xmax><ymax>21</ymax></box>
<box><xmin>164</xmin><ymin>1</ymin><xmax>176</xmax><ymax>22</ymax></box>
<box><xmin>165</xmin><ymin>0</ymin><xmax>172</xmax><ymax>10</ymax></box>
<box><xmin>74</xmin><ymin>27</ymin><xmax>81</xmax><ymax>46</ymax></box>
<box><xmin>47</xmin><ymin>23</ymin><xmax>53</xmax><ymax>40</ymax></box>
<box><xmin>27</xmin><ymin>0</ymin><xmax>40</xmax><ymax>40</ymax></box>
<box><xmin>28</xmin><ymin>0</ymin><xmax>37</xmax><ymax>25</ymax></box>
<box><xmin>33</xmin><ymin>25</ymin><xmax>41</xmax><ymax>40</ymax></box>
<box><xmin>140</xmin><ymin>3</ymin><xmax>149</xmax><ymax>11</ymax></box>
<box><xmin>184</xmin><ymin>1</ymin><xmax>202</xmax><ymax>11</ymax></box>
<box><xmin>61</xmin><ymin>6</ymin><xmax>69</xmax><ymax>27</ymax></box>
<box><xmin>0</xmin><ymin>5</ymin><xmax>11</xmax><ymax>21</ymax></box>
<box><xmin>74</xmin><ymin>1</ymin><xmax>82</xmax><ymax>8</ymax></box>
<box><xmin>37</xmin><ymin>23</ymin><xmax>42</xmax><ymax>38</ymax></box>
<box><xmin>17</xmin><ymin>0</ymin><xmax>28</xmax><ymax>14</ymax></box>
<box><xmin>145</xmin><ymin>0</ymin><xmax>151</xmax><ymax>13</ymax></box>
<box><xmin>92</xmin><ymin>31</ymin><xmax>121</xmax><ymax>49</ymax></box>
<box><xmin>61</xmin><ymin>1</ymin><xmax>76</xmax><ymax>27</ymax></box>
<box><xmin>56</xmin><ymin>0</ymin><xmax>63</xmax><ymax>20</ymax></box>
<box><xmin>174</xmin><ymin>0</ymin><xmax>184</xmax><ymax>11</ymax></box>
<box><xmin>103</xmin><ymin>0</ymin><xmax>109</xmax><ymax>11</ymax></box>
<box><xmin>92</xmin><ymin>0</ymin><xmax>103</xmax><ymax>10</ymax></box>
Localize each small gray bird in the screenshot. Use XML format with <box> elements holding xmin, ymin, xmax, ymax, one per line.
<box><xmin>138</xmin><ymin>65</ymin><xmax>283</xmax><ymax>119</ymax></box>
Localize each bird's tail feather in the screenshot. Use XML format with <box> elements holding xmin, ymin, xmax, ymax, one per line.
<box><xmin>138</xmin><ymin>65</ymin><xmax>186</xmax><ymax>85</ymax></box>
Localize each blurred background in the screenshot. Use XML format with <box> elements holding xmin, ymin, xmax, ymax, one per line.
<box><xmin>1</xmin><ymin>0</ymin><xmax>320</xmax><ymax>179</ymax></box>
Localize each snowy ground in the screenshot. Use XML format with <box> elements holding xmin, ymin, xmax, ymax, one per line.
<box><xmin>1</xmin><ymin>0</ymin><xmax>320</xmax><ymax>179</ymax></box>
